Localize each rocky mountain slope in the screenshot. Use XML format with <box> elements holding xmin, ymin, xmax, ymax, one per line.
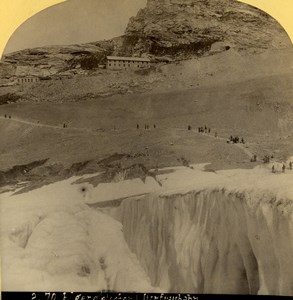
<box><xmin>1</xmin><ymin>39</ymin><xmax>118</xmax><ymax>79</ymax></box>
<box><xmin>1</xmin><ymin>0</ymin><xmax>291</xmax><ymax>78</ymax></box>
<box><xmin>121</xmin><ymin>0</ymin><xmax>291</xmax><ymax>58</ymax></box>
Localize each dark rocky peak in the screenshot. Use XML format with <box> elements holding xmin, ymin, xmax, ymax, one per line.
<box><xmin>123</xmin><ymin>0</ymin><xmax>291</xmax><ymax>59</ymax></box>
<box><xmin>1</xmin><ymin>0</ymin><xmax>291</xmax><ymax>74</ymax></box>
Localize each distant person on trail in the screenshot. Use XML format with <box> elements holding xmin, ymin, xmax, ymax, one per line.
<box><xmin>263</xmin><ymin>155</ymin><xmax>270</xmax><ymax>164</ymax></box>
<box><xmin>282</xmin><ymin>164</ymin><xmax>286</xmax><ymax>173</ymax></box>
<box><xmin>154</xmin><ymin>124</ymin><xmax>156</xmax><ymax>129</ymax></box>
<box><xmin>272</xmin><ymin>165</ymin><xmax>275</xmax><ymax>173</ymax></box>
<box><xmin>188</xmin><ymin>125</ymin><xmax>191</xmax><ymax>131</ymax></box>
<box><xmin>137</xmin><ymin>124</ymin><xmax>139</xmax><ymax>129</ymax></box>
<box><xmin>290</xmin><ymin>161</ymin><xmax>292</xmax><ymax>170</ymax></box>
<box><xmin>9</xmin><ymin>115</ymin><xmax>11</xmax><ymax>119</ymax></box>
<box><xmin>253</xmin><ymin>154</ymin><xmax>257</xmax><ymax>162</ymax></box>
<box><xmin>208</xmin><ymin>128</ymin><xmax>211</xmax><ymax>133</ymax></box>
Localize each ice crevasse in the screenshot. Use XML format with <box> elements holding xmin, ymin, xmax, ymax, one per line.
<box><xmin>113</xmin><ymin>167</ymin><xmax>293</xmax><ymax>295</ymax></box>
<box><xmin>1</xmin><ymin>167</ymin><xmax>293</xmax><ymax>295</ymax></box>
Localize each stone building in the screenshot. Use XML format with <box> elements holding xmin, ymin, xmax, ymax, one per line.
<box><xmin>14</xmin><ymin>66</ymin><xmax>42</xmax><ymax>84</ymax></box>
<box><xmin>106</xmin><ymin>56</ymin><xmax>150</xmax><ymax>70</ymax></box>
<box><xmin>16</xmin><ymin>76</ymin><xmax>40</xmax><ymax>84</ymax></box>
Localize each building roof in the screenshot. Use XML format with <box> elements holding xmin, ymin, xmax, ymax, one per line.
<box><xmin>107</xmin><ymin>56</ymin><xmax>150</xmax><ymax>62</ymax></box>
<box><xmin>17</xmin><ymin>75</ymin><xmax>39</xmax><ymax>78</ymax></box>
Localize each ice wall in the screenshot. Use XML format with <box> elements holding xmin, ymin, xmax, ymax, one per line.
<box><xmin>116</xmin><ymin>188</ymin><xmax>293</xmax><ymax>295</ymax></box>
<box><xmin>1</xmin><ymin>177</ymin><xmax>157</xmax><ymax>292</ymax></box>
<box><xmin>2</xmin><ymin>166</ymin><xmax>293</xmax><ymax>294</ymax></box>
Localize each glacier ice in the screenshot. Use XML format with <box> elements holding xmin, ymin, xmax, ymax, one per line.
<box><xmin>1</xmin><ymin>166</ymin><xmax>293</xmax><ymax>294</ymax></box>
<box><xmin>114</xmin><ymin>167</ymin><xmax>293</xmax><ymax>295</ymax></box>
<box><xmin>0</xmin><ymin>177</ymin><xmax>156</xmax><ymax>292</ymax></box>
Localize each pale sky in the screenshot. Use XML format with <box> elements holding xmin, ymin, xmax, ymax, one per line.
<box><xmin>4</xmin><ymin>0</ymin><xmax>147</xmax><ymax>54</ymax></box>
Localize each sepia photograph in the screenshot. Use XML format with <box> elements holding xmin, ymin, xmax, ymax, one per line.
<box><xmin>0</xmin><ymin>0</ymin><xmax>293</xmax><ymax>296</ymax></box>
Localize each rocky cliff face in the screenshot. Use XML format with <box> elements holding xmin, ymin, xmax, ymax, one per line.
<box><xmin>1</xmin><ymin>0</ymin><xmax>292</xmax><ymax>97</ymax></box>
<box><xmin>3</xmin><ymin>0</ymin><xmax>292</xmax><ymax>74</ymax></box>
<box><xmin>2</xmin><ymin>39</ymin><xmax>117</xmax><ymax>77</ymax></box>
<box><xmin>122</xmin><ymin>0</ymin><xmax>291</xmax><ymax>58</ymax></box>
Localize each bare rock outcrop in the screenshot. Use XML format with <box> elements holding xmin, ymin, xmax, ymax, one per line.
<box><xmin>122</xmin><ymin>0</ymin><xmax>291</xmax><ymax>58</ymax></box>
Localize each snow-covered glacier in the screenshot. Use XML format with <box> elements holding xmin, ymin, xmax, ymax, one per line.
<box><xmin>0</xmin><ymin>177</ymin><xmax>156</xmax><ymax>292</ymax></box>
<box><xmin>117</xmin><ymin>188</ymin><xmax>293</xmax><ymax>294</ymax></box>
<box><xmin>113</xmin><ymin>166</ymin><xmax>293</xmax><ymax>295</ymax></box>
<box><xmin>1</xmin><ymin>165</ymin><xmax>293</xmax><ymax>295</ymax></box>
